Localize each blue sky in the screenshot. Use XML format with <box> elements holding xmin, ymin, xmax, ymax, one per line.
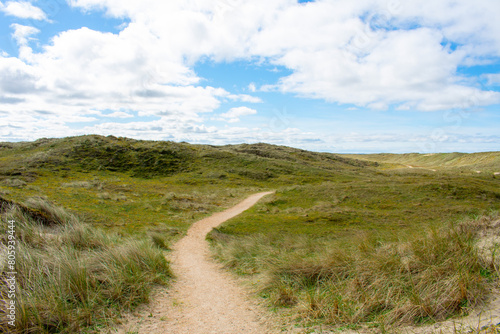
<box><xmin>0</xmin><ymin>0</ymin><xmax>499</xmax><ymax>153</ymax></box>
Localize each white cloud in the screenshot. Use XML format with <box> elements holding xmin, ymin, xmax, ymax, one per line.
<box><xmin>2</xmin><ymin>1</ymin><xmax>48</xmax><ymax>20</ymax></box>
<box><xmin>250</xmin><ymin>0</ymin><xmax>500</xmax><ymax>111</ymax></box>
<box><xmin>10</xmin><ymin>24</ymin><xmax>40</xmax><ymax>45</ymax></box>
<box><xmin>0</xmin><ymin>24</ymin><xmax>224</xmax><ymax>115</ymax></box>
<box><xmin>64</xmin><ymin>0</ymin><xmax>500</xmax><ymax>112</ymax></box>
<box><xmin>1</xmin><ymin>0</ymin><xmax>500</xmax><ymax>145</ymax></box>
<box><xmin>219</xmin><ymin>106</ymin><xmax>257</xmax><ymax>123</ymax></box>
<box><xmin>0</xmin><ymin>53</ymin><xmax>39</xmax><ymax>94</ymax></box>
<box><xmin>226</xmin><ymin>93</ymin><xmax>262</xmax><ymax>103</ymax></box>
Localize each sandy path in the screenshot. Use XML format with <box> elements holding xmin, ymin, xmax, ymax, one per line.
<box><xmin>109</xmin><ymin>191</ymin><xmax>277</xmax><ymax>334</ymax></box>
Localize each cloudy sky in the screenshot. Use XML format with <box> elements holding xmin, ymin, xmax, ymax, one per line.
<box><xmin>0</xmin><ymin>0</ymin><xmax>499</xmax><ymax>153</ymax></box>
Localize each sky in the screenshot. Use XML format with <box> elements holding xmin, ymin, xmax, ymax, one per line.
<box><xmin>0</xmin><ymin>0</ymin><xmax>499</xmax><ymax>153</ymax></box>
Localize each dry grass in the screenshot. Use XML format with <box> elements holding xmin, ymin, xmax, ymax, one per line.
<box><xmin>0</xmin><ymin>198</ymin><xmax>172</xmax><ymax>333</ymax></box>
<box><xmin>211</xmin><ymin>214</ymin><xmax>500</xmax><ymax>329</ymax></box>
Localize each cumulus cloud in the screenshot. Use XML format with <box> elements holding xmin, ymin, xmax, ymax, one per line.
<box><xmin>0</xmin><ymin>54</ymin><xmax>40</xmax><ymax>94</ymax></box>
<box><xmin>219</xmin><ymin>107</ymin><xmax>257</xmax><ymax>123</ymax></box>
<box><xmin>250</xmin><ymin>0</ymin><xmax>500</xmax><ymax>110</ymax></box>
<box><xmin>63</xmin><ymin>0</ymin><xmax>500</xmax><ymax>112</ymax></box>
<box><xmin>0</xmin><ymin>23</ymin><xmax>227</xmax><ymax>122</ymax></box>
<box><xmin>1</xmin><ymin>1</ymin><xmax>48</xmax><ymax>20</ymax></box>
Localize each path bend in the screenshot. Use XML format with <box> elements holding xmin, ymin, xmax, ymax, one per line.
<box><xmin>111</xmin><ymin>191</ymin><xmax>276</xmax><ymax>334</ymax></box>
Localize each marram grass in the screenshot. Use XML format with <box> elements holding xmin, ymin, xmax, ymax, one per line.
<box><xmin>0</xmin><ymin>198</ymin><xmax>172</xmax><ymax>333</ymax></box>
<box><xmin>210</xmin><ymin>214</ymin><xmax>499</xmax><ymax>329</ymax></box>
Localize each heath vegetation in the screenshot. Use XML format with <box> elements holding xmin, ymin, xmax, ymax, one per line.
<box><xmin>0</xmin><ymin>135</ymin><xmax>499</xmax><ymax>332</ymax></box>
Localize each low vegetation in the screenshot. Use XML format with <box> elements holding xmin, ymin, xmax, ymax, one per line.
<box><xmin>0</xmin><ymin>135</ymin><xmax>499</xmax><ymax>332</ymax></box>
<box><xmin>209</xmin><ymin>162</ymin><xmax>500</xmax><ymax>330</ymax></box>
<box><xmin>345</xmin><ymin>152</ymin><xmax>500</xmax><ymax>173</ymax></box>
<box><xmin>0</xmin><ymin>135</ymin><xmax>371</xmax><ymax>239</ymax></box>
<box><xmin>0</xmin><ymin>197</ymin><xmax>171</xmax><ymax>333</ymax></box>
<box><xmin>211</xmin><ymin>214</ymin><xmax>500</xmax><ymax>329</ymax></box>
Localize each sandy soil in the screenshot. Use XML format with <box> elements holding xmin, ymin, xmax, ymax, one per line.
<box><xmin>106</xmin><ymin>191</ymin><xmax>278</xmax><ymax>334</ymax></box>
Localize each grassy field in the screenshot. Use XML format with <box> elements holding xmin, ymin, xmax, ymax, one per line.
<box><xmin>209</xmin><ymin>155</ymin><xmax>500</xmax><ymax>330</ymax></box>
<box><xmin>0</xmin><ymin>135</ymin><xmax>499</xmax><ymax>332</ymax></box>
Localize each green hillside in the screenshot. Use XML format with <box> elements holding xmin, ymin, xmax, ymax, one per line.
<box><xmin>0</xmin><ymin>135</ymin><xmax>371</xmax><ymax>179</ymax></box>
<box><xmin>0</xmin><ymin>135</ymin><xmax>372</xmax><ymax>236</ymax></box>
<box><xmin>1</xmin><ymin>135</ymin><xmax>499</xmax><ymax>333</ymax></box>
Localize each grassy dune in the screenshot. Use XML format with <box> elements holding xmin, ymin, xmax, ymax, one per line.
<box><xmin>0</xmin><ymin>135</ymin><xmax>499</xmax><ymax>332</ymax></box>
<box><xmin>0</xmin><ymin>197</ymin><xmax>171</xmax><ymax>333</ymax></box>
<box><xmin>211</xmin><ymin>213</ymin><xmax>500</xmax><ymax>329</ymax></box>
<box><xmin>0</xmin><ymin>135</ymin><xmax>369</xmax><ymax>239</ymax></box>
<box><xmin>344</xmin><ymin>152</ymin><xmax>500</xmax><ymax>173</ymax></box>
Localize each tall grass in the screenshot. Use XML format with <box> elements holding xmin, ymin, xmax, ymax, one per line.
<box><xmin>0</xmin><ymin>198</ymin><xmax>172</xmax><ymax>333</ymax></box>
<box><xmin>210</xmin><ymin>215</ymin><xmax>499</xmax><ymax>329</ymax></box>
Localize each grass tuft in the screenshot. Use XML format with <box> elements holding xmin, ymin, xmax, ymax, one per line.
<box><xmin>149</xmin><ymin>233</ymin><xmax>170</xmax><ymax>250</ymax></box>
<box><xmin>0</xmin><ymin>198</ymin><xmax>172</xmax><ymax>333</ymax></box>
<box><xmin>211</xmin><ymin>216</ymin><xmax>499</xmax><ymax>328</ymax></box>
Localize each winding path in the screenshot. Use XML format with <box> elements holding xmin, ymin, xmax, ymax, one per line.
<box><xmin>110</xmin><ymin>191</ymin><xmax>276</xmax><ymax>334</ymax></box>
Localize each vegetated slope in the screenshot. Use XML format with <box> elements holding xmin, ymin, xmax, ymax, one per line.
<box><xmin>0</xmin><ymin>136</ymin><xmax>194</xmax><ymax>178</ymax></box>
<box><xmin>344</xmin><ymin>152</ymin><xmax>500</xmax><ymax>172</ymax></box>
<box><xmin>0</xmin><ymin>135</ymin><xmax>374</xmax><ymax>237</ymax></box>
<box><xmin>212</xmin><ymin>213</ymin><xmax>500</xmax><ymax>330</ymax></box>
<box><xmin>0</xmin><ymin>196</ymin><xmax>171</xmax><ymax>333</ymax></box>
<box><xmin>2</xmin><ymin>135</ymin><xmax>500</xmax><ymax>331</ymax></box>
<box><xmin>0</xmin><ymin>135</ymin><xmax>372</xmax><ymax>181</ymax></box>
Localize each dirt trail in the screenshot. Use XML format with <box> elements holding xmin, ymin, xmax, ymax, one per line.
<box><xmin>109</xmin><ymin>191</ymin><xmax>277</xmax><ymax>334</ymax></box>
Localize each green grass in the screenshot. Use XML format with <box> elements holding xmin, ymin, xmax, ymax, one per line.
<box><xmin>211</xmin><ymin>214</ymin><xmax>500</xmax><ymax>329</ymax></box>
<box><xmin>0</xmin><ymin>135</ymin><xmax>371</xmax><ymax>239</ymax></box>
<box><xmin>0</xmin><ymin>197</ymin><xmax>172</xmax><ymax>333</ymax></box>
<box><xmin>1</xmin><ymin>135</ymin><xmax>499</xmax><ymax>332</ymax></box>
<box><xmin>209</xmin><ymin>163</ymin><xmax>500</xmax><ymax>330</ymax></box>
<box><xmin>214</xmin><ymin>171</ymin><xmax>500</xmax><ymax>237</ymax></box>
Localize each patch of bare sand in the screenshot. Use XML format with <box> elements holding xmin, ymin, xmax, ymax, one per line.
<box><xmin>104</xmin><ymin>191</ymin><xmax>278</xmax><ymax>334</ymax></box>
